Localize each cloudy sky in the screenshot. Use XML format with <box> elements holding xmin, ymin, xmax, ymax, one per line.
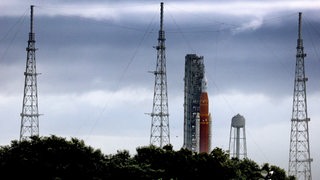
<box><xmin>1</xmin><ymin>0</ymin><xmax>320</xmax><ymax>177</ymax></box>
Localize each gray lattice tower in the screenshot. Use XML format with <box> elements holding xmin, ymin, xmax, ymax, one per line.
<box><xmin>19</xmin><ymin>5</ymin><xmax>40</xmax><ymax>141</ymax></box>
<box><xmin>288</xmin><ymin>12</ymin><xmax>312</xmax><ymax>180</ymax></box>
<box><xmin>150</xmin><ymin>2</ymin><xmax>170</xmax><ymax>148</ymax></box>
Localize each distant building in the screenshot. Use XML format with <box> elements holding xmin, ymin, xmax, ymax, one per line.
<box><xmin>183</xmin><ymin>54</ymin><xmax>211</xmax><ymax>153</ymax></box>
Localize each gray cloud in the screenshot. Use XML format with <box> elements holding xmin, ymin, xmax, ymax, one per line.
<box><xmin>1</xmin><ymin>8</ymin><xmax>320</xmax><ymax>96</ymax></box>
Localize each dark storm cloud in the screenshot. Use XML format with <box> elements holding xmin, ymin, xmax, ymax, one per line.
<box><xmin>0</xmin><ymin>14</ymin><xmax>159</xmax><ymax>94</ymax></box>
<box><xmin>190</xmin><ymin>13</ymin><xmax>320</xmax><ymax>96</ymax></box>
<box><xmin>1</xmin><ymin>8</ymin><xmax>320</xmax><ymax>97</ymax></box>
<box><xmin>34</xmin><ymin>17</ymin><xmax>158</xmax><ymax>94</ymax></box>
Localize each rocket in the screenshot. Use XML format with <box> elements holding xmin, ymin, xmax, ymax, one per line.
<box><xmin>199</xmin><ymin>76</ymin><xmax>211</xmax><ymax>153</ymax></box>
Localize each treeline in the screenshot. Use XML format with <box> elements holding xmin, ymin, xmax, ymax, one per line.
<box><xmin>0</xmin><ymin>135</ymin><xmax>294</xmax><ymax>179</ymax></box>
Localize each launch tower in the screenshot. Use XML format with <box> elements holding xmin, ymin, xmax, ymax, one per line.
<box><xmin>183</xmin><ymin>54</ymin><xmax>204</xmax><ymax>152</ymax></box>
<box><xmin>288</xmin><ymin>12</ymin><xmax>312</xmax><ymax>180</ymax></box>
<box><xmin>183</xmin><ymin>54</ymin><xmax>211</xmax><ymax>153</ymax></box>
<box><xmin>149</xmin><ymin>2</ymin><xmax>170</xmax><ymax>148</ymax></box>
<box><xmin>19</xmin><ymin>5</ymin><xmax>40</xmax><ymax>141</ymax></box>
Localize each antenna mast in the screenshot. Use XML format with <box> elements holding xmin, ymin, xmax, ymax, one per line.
<box><xmin>19</xmin><ymin>5</ymin><xmax>40</xmax><ymax>141</ymax></box>
<box><xmin>288</xmin><ymin>12</ymin><xmax>312</xmax><ymax>180</ymax></box>
<box><xmin>150</xmin><ymin>2</ymin><xmax>170</xmax><ymax>148</ymax></box>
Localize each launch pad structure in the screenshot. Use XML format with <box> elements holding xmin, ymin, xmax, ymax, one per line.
<box><xmin>183</xmin><ymin>54</ymin><xmax>211</xmax><ymax>153</ymax></box>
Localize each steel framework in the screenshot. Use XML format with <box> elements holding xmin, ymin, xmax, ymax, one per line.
<box><xmin>229</xmin><ymin>114</ymin><xmax>247</xmax><ymax>159</ymax></box>
<box><xmin>183</xmin><ymin>54</ymin><xmax>204</xmax><ymax>152</ymax></box>
<box><xmin>149</xmin><ymin>2</ymin><xmax>170</xmax><ymax>148</ymax></box>
<box><xmin>288</xmin><ymin>12</ymin><xmax>312</xmax><ymax>180</ymax></box>
<box><xmin>19</xmin><ymin>5</ymin><xmax>40</xmax><ymax>141</ymax></box>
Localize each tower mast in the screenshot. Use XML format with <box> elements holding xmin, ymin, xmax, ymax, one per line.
<box><xmin>150</xmin><ymin>2</ymin><xmax>170</xmax><ymax>148</ymax></box>
<box><xmin>19</xmin><ymin>5</ymin><xmax>40</xmax><ymax>141</ymax></box>
<box><xmin>288</xmin><ymin>12</ymin><xmax>312</xmax><ymax>180</ymax></box>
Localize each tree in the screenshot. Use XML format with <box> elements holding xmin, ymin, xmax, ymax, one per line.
<box><xmin>0</xmin><ymin>135</ymin><xmax>293</xmax><ymax>179</ymax></box>
<box><xmin>230</xmin><ymin>158</ymin><xmax>261</xmax><ymax>179</ymax></box>
<box><xmin>0</xmin><ymin>135</ymin><xmax>105</xmax><ymax>179</ymax></box>
<box><xmin>261</xmin><ymin>163</ymin><xmax>294</xmax><ymax>180</ymax></box>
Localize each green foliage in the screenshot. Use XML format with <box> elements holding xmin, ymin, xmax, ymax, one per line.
<box><xmin>0</xmin><ymin>135</ymin><xmax>105</xmax><ymax>179</ymax></box>
<box><xmin>0</xmin><ymin>135</ymin><xmax>292</xmax><ymax>179</ymax></box>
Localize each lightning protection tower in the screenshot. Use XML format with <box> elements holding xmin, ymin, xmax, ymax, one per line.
<box><xmin>288</xmin><ymin>12</ymin><xmax>312</xmax><ymax>180</ymax></box>
<box><xmin>149</xmin><ymin>2</ymin><xmax>170</xmax><ymax>148</ymax></box>
<box><xmin>228</xmin><ymin>114</ymin><xmax>247</xmax><ymax>159</ymax></box>
<box><xmin>19</xmin><ymin>5</ymin><xmax>40</xmax><ymax>141</ymax></box>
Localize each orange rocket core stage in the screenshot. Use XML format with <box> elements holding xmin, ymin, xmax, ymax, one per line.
<box><xmin>200</xmin><ymin>89</ymin><xmax>210</xmax><ymax>153</ymax></box>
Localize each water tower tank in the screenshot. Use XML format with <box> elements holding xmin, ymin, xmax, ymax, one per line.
<box><xmin>231</xmin><ymin>114</ymin><xmax>245</xmax><ymax>128</ymax></box>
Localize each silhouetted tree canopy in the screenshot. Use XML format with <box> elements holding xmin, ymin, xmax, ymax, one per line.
<box><xmin>0</xmin><ymin>135</ymin><xmax>295</xmax><ymax>179</ymax></box>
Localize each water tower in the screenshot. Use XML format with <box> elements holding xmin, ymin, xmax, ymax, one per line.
<box><xmin>228</xmin><ymin>114</ymin><xmax>247</xmax><ymax>159</ymax></box>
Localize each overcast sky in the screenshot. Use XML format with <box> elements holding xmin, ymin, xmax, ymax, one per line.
<box><xmin>0</xmin><ymin>0</ymin><xmax>320</xmax><ymax>177</ymax></box>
